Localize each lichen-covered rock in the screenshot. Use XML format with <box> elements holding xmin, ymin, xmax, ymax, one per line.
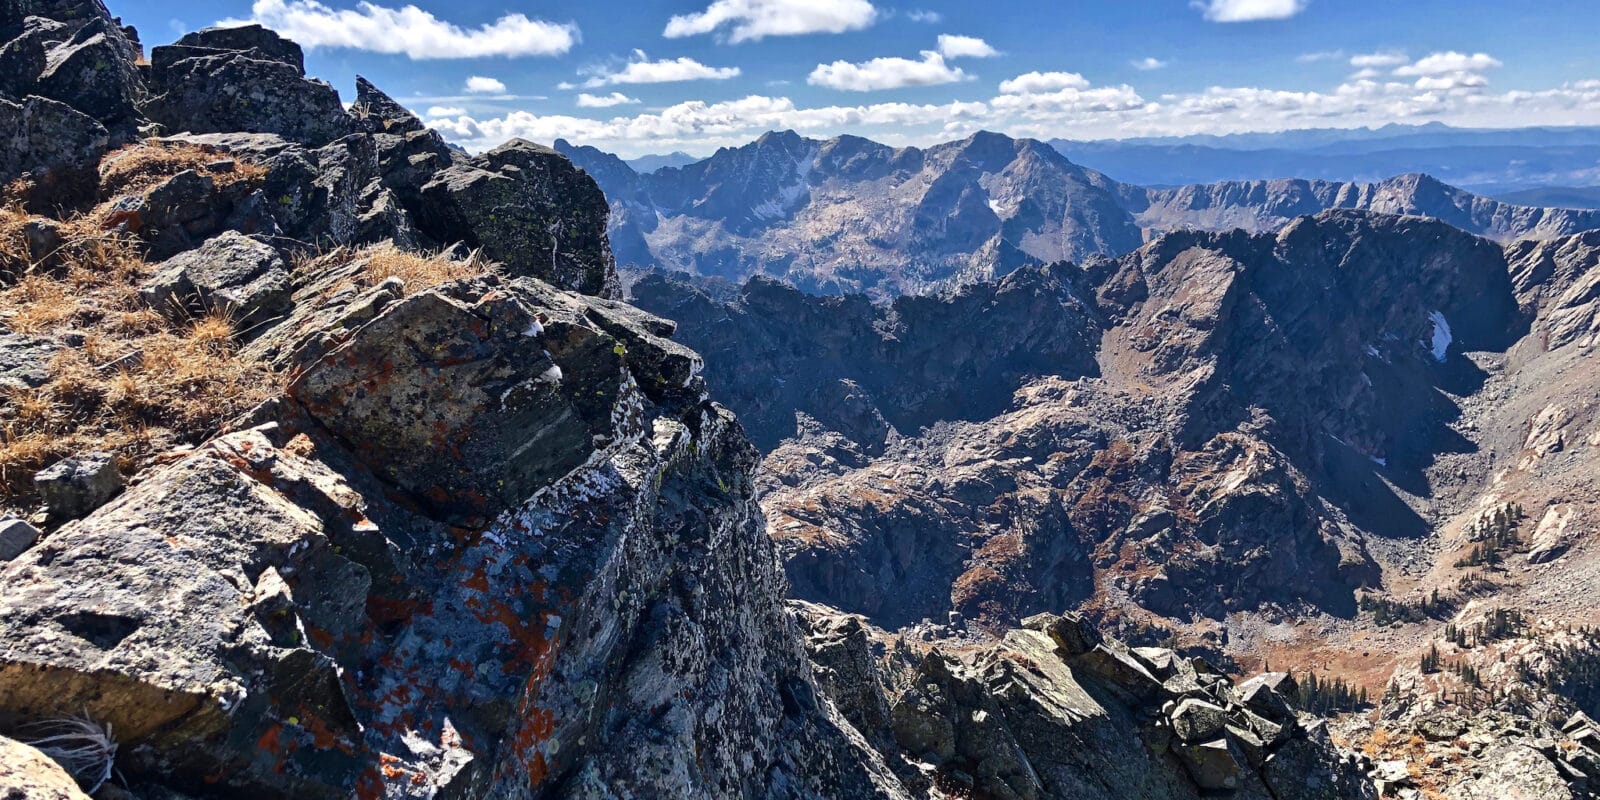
<box><xmin>1170</xmin><ymin>698</ymin><xmax>1229</xmax><ymax>743</ymax></box>
<box><xmin>0</xmin><ymin>93</ymin><xmax>106</xmax><ymax>194</ymax></box>
<box><xmin>0</xmin><ymin>734</ymin><xmax>92</xmax><ymax>799</ymax></box>
<box><xmin>140</xmin><ymin>230</ymin><xmax>291</xmax><ymax>328</ymax></box>
<box><xmin>31</xmin><ymin>14</ymin><xmax>141</xmax><ymax>125</ymax></box>
<box><xmin>0</xmin><ymin>0</ymin><xmax>142</xmax><ymax>135</ymax></box>
<box><xmin>417</xmin><ymin>139</ymin><xmax>620</xmax><ymax>297</ymax></box>
<box><xmin>168</xmin><ymin>23</ymin><xmax>303</xmax><ymax>72</ymax></box>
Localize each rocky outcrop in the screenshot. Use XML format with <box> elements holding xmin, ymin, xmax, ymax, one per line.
<box><xmin>417</xmin><ymin>140</ymin><xmax>620</xmax><ymax>297</ymax></box>
<box><xmin>0</xmin><ymin>94</ymin><xmax>105</xmax><ymax>198</ymax></box>
<box><xmin>0</xmin><ymin>0</ymin><xmax>143</xmax><ymax>135</ymax></box>
<box><xmin>800</xmin><ymin>607</ymin><xmax>1375</xmax><ymax>800</ymax></box>
<box><xmin>141</xmin><ymin>25</ymin><xmax>352</xmax><ymax>147</ymax></box>
<box><xmin>0</xmin><ymin>266</ymin><xmax>901</xmax><ymax>798</ymax></box>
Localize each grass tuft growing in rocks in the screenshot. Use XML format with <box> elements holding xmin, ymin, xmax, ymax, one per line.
<box><xmin>0</xmin><ymin>201</ymin><xmax>276</xmax><ymax>510</ymax></box>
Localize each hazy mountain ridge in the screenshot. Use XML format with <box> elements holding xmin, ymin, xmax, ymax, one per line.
<box><xmin>1053</xmin><ymin>124</ymin><xmax>1600</xmax><ymax>192</ymax></box>
<box><xmin>560</xmin><ymin>131</ymin><xmax>1600</xmax><ymax>298</ymax></box>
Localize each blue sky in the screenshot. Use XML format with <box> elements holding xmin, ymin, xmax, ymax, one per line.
<box><xmin>120</xmin><ymin>0</ymin><xmax>1600</xmax><ymax>157</ymax></box>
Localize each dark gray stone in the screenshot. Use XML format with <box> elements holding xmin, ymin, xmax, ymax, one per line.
<box><xmin>140</xmin><ymin>230</ymin><xmax>291</xmax><ymax>328</ymax></box>
<box><xmin>34</xmin><ymin>451</ymin><xmax>122</xmax><ymax>519</ymax></box>
<box><xmin>0</xmin><ymin>517</ymin><xmax>39</xmax><ymax>560</ymax></box>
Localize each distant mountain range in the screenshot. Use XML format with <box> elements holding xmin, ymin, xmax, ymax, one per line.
<box><xmin>557</xmin><ymin>129</ymin><xmax>1600</xmax><ymax>297</ymax></box>
<box><xmin>1051</xmin><ymin>123</ymin><xmax>1600</xmax><ymax>193</ymax></box>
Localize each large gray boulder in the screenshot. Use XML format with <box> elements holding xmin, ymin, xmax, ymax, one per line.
<box><xmin>140</xmin><ymin>229</ymin><xmax>291</xmax><ymax>327</ymax></box>
<box><xmin>0</xmin><ymin>1</ymin><xmax>142</xmax><ymax>132</ymax></box>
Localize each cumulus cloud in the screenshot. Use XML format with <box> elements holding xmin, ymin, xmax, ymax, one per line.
<box><xmin>998</xmin><ymin>71</ymin><xmax>1090</xmax><ymax>95</ymax></box>
<box><xmin>230</xmin><ymin>0</ymin><xmax>578</xmax><ymax>59</ymax></box>
<box><xmin>1132</xmin><ymin>57</ymin><xmax>1168</xmax><ymax>71</ymax></box>
<box><xmin>906</xmin><ymin>9</ymin><xmax>942</xmax><ymax>23</ymax></box>
<box><xmin>581</xmin><ymin>53</ymin><xmax>742</xmax><ymax>88</ymax></box>
<box><xmin>464</xmin><ymin>76</ymin><xmax>506</xmax><ymax>94</ymax></box>
<box><xmin>936</xmin><ymin>35</ymin><xmax>998</xmax><ymax>59</ymax></box>
<box><xmin>1393</xmin><ymin>51</ymin><xmax>1503</xmax><ymax>76</ymax></box>
<box><xmin>422</xmin><ymin>58</ymin><xmax>1600</xmax><ymax>160</ymax></box>
<box><xmin>577</xmin><ymin>92</ymin><xmax>641</xmax><ymax>108</ymax></box>
<box><xmin>424</xmin><ymin>106</ymin><xmax>464</xmax><ymax>117</ymax></box>
<box><xmin>664</xmin><ymin>0</ymin><xmax>878</xmax><ymax>43</ymax></box>
<box><xmin>809</xmin><ymin>51</ymin><xmax>970</xmax><ymax>92</ymax></box>
<box><xmin>1191</xmin><ymin>0</ymin><xmax>1309</xmax><ymax>22</ymax></box>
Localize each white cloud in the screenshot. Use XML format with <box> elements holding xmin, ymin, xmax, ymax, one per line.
<box><xmin>1296</xmin><ymin>50</ymin><xmax>1344</xmax><ymax>63</ymax></box>
<box><xmin>809</xmin><ymin>51</ymin><xmax>970</xmax><ymax>92</ymax></box>
<box><xmin>229</xmin><ymin>0</ymin><xmax>578</xmax><ymax>59</ymax></box>
<box><xmin>664</xmin><ymin>0</ymin><xmax>878</xmax><ymax>43</ymax></box>
<box><xmin>937</xmin><ymin>35</ymin><xmax>998</xmax><ymax>59</ymax></box>
<box><xmin>1349</xmin><ymin>51</ymin><xmax>1408</xmax><ymax>69</ymax></box>
<box><xmin>1393</xmin><ymin>51</ymin><xmax>1502</xmax><ymax>76</ymax></box>
<box><xmin>577</xmin><ymin>92</ymin><xmax>641</xmax><ymax>108</ymax></box>
<box><xmin>465</xmin><ymin>76</ymin><xmax>506</xmax><ymax>94</ymax></box>
<box><xmin>998</xmin><ymin>71</ymin><xmax>1090</xmax><ymax>95</ymax></box>
<box><xmin>907</xmin><ymin>9</ymin><xmax>941</xmax><ymax>23</ymax></box>
<box><xmin>424</xmin><ymin>105</ymin><xmax>464</xmax><ymax>117</ymax></box>
<box><xmin>582</xmin><ymin>54</ymin><xmax>742</xmax><ymax>87</ymax></box>
<box><xmin>423</xmin><ymin>64</ymin><xmax>1600</xmax><ymax>161</ymax></box>
<box><xmin>1132</xmin><ymin>57</ymin><xmax>1168</xmax><ymax>71</ymax></box>
<box><xmin>1191</xmin><ymin>0</ymin><xmax>1309</xmax><ymax>22</ymax></box>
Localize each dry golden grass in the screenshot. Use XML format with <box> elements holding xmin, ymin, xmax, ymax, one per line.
<box><xmin>302</xmin><ymin>242</ymin><xmax>494</xmax><ymax>304</ymax></box>
<box><xmin>361</xmin><ymin>243</ymin><xmax>488</xmax><ymax>291</ymax></box>
<box><xmin>0</xmin><ymin>218</ymin><xmax>276</xmax><ymax>508</ymax></box>
<box><xmin>97</xmin><ymin>140</ymin><xmax>267</xmax><ymax>198</ymax></box>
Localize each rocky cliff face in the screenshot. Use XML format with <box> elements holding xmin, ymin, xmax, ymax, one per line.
<box><xmin>0</xmin><ymin>3</ymin><xmax>1377</xmax><ymax>799</ymax></box>
<box><xmin>562</xmin><ymin>133</ymin><xmax>1600</xmax><ymax>299</ymax></box>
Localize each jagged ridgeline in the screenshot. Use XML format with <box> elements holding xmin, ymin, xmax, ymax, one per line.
<box><xmin>0</xmin><ymin>2</ymin><xmax>1383</xmax><ymax>799</ymax></box>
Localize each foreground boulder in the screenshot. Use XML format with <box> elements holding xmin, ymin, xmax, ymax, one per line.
<box><xmin>0</xmin><ymin>269</ymin><xmax>899</xmax><ymax>798</ymax></box>
<box><xmin>0</xmin><ymin>734</ymin><xmax>92</xmax><ymax>799</ymax></box>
